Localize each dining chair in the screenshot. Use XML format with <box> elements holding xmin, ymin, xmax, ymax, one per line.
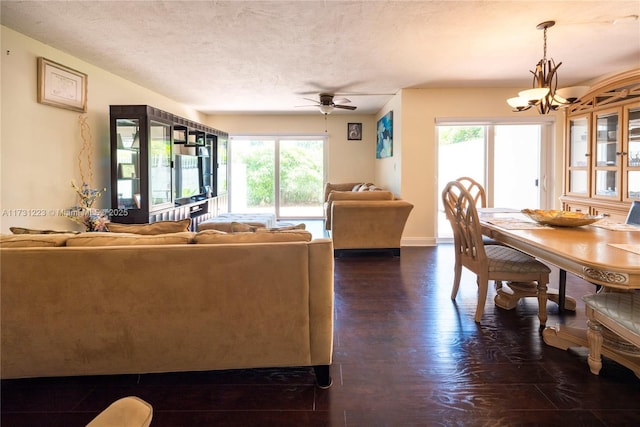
<box><xmin>442</xmin><ymin>180</ymin><xmax>551</xmax><ymax>326</ymax></box>
<box><xmin>583</xmin><ymin>291</ymin><xmax>640</xmax><ymax>378</ymax></box>
<box><xmin>455</xmin><ymin>177</ymin><xmax>503</xmax><ymax>244</ymax></box>
<box><xmin>453</xmin><ymin>177</ymin><xmax>574</xmax><ymax>312</ymax></box>
<box><xmin>456</xmin><ymin>176</ymin><xmax>488</xmax><ymax>208</ymax></box>
<box><xmin>626</xmin><ymin>200</ymin><xmax>640</xmax><ymax>225</ymax></box>
<box><xmin>454</xmin><ymin>176</ymin><xmax>512</xmax><ymax>291</ymax></box>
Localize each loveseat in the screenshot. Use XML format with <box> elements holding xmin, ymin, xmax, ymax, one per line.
<box><xmin>0</xmin><ymin>224</ymin><xmax>335</xmax><ymax>387</ymax></box>
<box><xmin>324</xmin><ymin>182</ymin><xmax>414</xmax><ymax>256</ymax></box>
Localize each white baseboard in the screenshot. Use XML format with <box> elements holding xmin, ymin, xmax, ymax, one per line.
<box><xmin>401</xmin><ymin>237</ymin><xmax>436</xmax><ymax>247</ymax></box>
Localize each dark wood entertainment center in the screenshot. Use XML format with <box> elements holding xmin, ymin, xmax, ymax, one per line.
<box><xmin>109</xmin><ymin>105</ymin><xmax>228</xmax><ymax>230</ymax></box>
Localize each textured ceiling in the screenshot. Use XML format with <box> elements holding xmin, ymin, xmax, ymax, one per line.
<box><xmin>2</xmin><ymin>0</ymin><xmax>639</xmax><ymax>114</ymax></box>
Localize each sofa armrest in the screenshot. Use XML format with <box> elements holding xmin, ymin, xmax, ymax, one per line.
<box><xmin>331</xmin><ymin>200</ymin><xmax>413</xmax><ymax>251</ymax></box>
<box><xmin>308</xmin><ymin>239</ymin><xmax>334</xmax><ymax>366</ymax></box>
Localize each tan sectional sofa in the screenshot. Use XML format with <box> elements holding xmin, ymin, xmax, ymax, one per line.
<box><xmin>0</xmin><ymin>228</ymin><xmax>335</xmax><ymax>387</ymax></box>
<box><xmin>324</xmin><ymin>182</ymin><xmax>414</xmax><ymax>256</ymax></box>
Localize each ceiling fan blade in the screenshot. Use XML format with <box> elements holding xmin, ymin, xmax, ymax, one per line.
<box><xmin>333</xmin><ymin>97</ymin><xmax>351</xmax><ymax>104</ymax></box>
<box><xmin>334</xmin><ymin>92</ymin><xmax>396</xmax><ymax>96</ymax></box>
<box><xmin>302</xmin><ymin>98</ymin><xmax>321</xmax><ymax>104</ymax></box>
<box><xmin>334</xmin><ymin>104</ymin><xmax>357</xmax><ymax>110</ymax></box>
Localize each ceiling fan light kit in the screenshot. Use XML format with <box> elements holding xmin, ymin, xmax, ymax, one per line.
<box><xmin>507</xmin><ymin>20</ymin><xmax>589</xmax><ymax>115</ymax></box>
<box><xmin>298</xmin><ymin>93</ymin><xmax>358</xmax><ymax>114</ymax></box>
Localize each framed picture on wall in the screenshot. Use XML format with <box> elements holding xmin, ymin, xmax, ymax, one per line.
<box><xmin>376</xmin><ymin>111</ymin><xmax>393</xmax><ymax>158</ymax></box>
<box><xmin>37</xmin><ymin>57</ymin><xmax>87</xmax><ymax>113</ymax></box>
<box><xmin>348</xmin><ymin>123</ymin><xmax>362</xmax><ymax>140</ymax></box>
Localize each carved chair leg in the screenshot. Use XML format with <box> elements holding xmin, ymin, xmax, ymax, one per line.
<box><xmin>586</xmin><ymin>319</ymin><xmax>604</xmax><ymax>375</ymax></box>
<box><xmin>451</xmin><ymin>257</ymin><xmax>462</xmax><ymax>300</ymax></box>
<box><xmin>474</xmin><ymin>275</ymin><xmax>489</xmax><ymax>323</ymax></box>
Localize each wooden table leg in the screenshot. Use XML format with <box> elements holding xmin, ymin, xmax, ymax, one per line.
<box><xmin>558</xmin><ymin>268</ymin><xmax>567</xmax><ymax>313</ymax></box>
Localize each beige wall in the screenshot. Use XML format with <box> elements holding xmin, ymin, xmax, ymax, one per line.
<box><xmin>208</xmin><ymin>114</ymin><xmax>378</xmax><ymax>185</ymax></box>
<box><xmin>397</xmin><ymin>88</ymin><xmax>565</xmax><ymax>245</ymax></box>
<box><xmin>1</xmin><ymin>25</ymin><xmax>568</xmax><ymax>244</ymax></box>
<box><xmin>374</xmin><ymin>93</ymin><xmax>403</xmax><ymax>195</ymax></box>
<box><xmin>1</xmin><ymin>26</ymin><xmax>207</xmax><ymax>232</ymax></box>
<box><xmin>352</xmin><ymin>88</ymin><xmax>565</xmax><ymax>245</ymax></box>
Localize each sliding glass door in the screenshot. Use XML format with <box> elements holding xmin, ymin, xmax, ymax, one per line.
<box><xmin>278</xmin><ymin>139</ymin><xmax>325</xmax><ymax>218</ymax></box>
<box><xmin>493</xmin><ymin>125</ymin><xmax>542</xmax><ymax>209</ymax></box>
<box><xmin>229</xmin><ymin>136</ymin><xmax>326</xmax><ymax>219</ymax></box>
<box><xmin>437</xmin><ymin>122</ymin><xmax>551</xmax><ymax>239</ymax></box>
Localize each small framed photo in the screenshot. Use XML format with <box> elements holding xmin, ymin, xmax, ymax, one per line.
<box><xmin>37</xmin><ymin>57</ymin><xmax>87</xmax><ymax>113</ymax></box>
<box><xmin>348</xmin><ymin>123</ymin><xmax>362</xmax><ymax>140</ymax></box>
<box><xmin>118</xmin><ymin>163</ymin><xmax>137</xmax><ymax>179</ymax></box>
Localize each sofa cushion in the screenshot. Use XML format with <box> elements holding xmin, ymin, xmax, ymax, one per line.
<box><xmin>0</xmin><ymin>233</ymin><xmax>75</xmax><ymax>247</ymax></box>
<box><xmin>324</xmin><ymin>182</ymin><xmax>363</xmax><ymax>203</ymax></box>
<box><xmin>10</xmin><ymin>227</ymin><xmax>80</xmax><ymax>235</ymax></box>
<box><xmin>197</xmin><ymin>222</ymin><xmax>235</xmax><ymax>233</ymax></box>
<box><xmin>194</xmin><ymin>229</ymin><xmax>312</xmax><ymax>244</ymax></box>
<box><xmin>256</xmin><ymin>223</ymin><xmax>306</xmax><ymax>232</ymax></box>
<box><xmin>105</xmin><ymin>219</ymin><xmax>191</xmax><ymax>235</ymax></box>
<box><xmin>230</xmin><ymin>222</ymin><xmax>262</xmax><ymax>233</ymax></box>
<box><xmin>65</xmin><ymin>231</ymin><xmax>195</xmax><ymax>246</ymax></box>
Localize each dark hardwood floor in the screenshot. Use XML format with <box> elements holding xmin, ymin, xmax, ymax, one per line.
<box><xmin>2</xmin><ymin>243</ymin><xmax>639</xmax><ymax>426</ymax></box>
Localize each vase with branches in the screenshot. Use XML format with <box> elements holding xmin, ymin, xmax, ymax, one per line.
<box><xmin>65</xmin><ymin>115</ymin><xmax>108</xmax><ymax>232</ymax></box>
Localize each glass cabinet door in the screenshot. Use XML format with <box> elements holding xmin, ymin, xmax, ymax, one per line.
<box><xmin>567</xmin><ymin>115</ymin><xmax>589</xmax><ymax>195</ymax></box>
<box><xmin>202</xmin><ymin>134</ymin><xmax>215</xmax><ymax>197</ymax></box>
<box><xmin>626</xmin><ymin>104</ymin><xmax>640</xmax><ymax>200</ymax></box>
<box><xmin>149</xmin><ymin>121</ymin><xmax>172</xmax><ymax>210</ymax></box>
<box><xmin>217</xmin><ymin>136</ymin><xmax>228</xmax><ymax>195</ymax></box>
<box><xmin>593</xmin><ymin>109</ymin><xmax>620</xmax><ymax>198</ymax></box>
<box><xmin>115</xmin><ymin>119</ymin><xmax>141</xmax><ymax>210</ymax></box>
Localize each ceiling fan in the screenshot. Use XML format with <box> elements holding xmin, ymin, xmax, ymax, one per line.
<box><xmin>298</xmin><ymin>93</ymin><xmax>357</xmax><ymax>114</ymax></box>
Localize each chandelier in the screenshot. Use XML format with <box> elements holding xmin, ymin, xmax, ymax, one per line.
<box><xmin>507</xmin><ymin>21</ymin><xmax>588</xmax><ymax>114</ymax></box>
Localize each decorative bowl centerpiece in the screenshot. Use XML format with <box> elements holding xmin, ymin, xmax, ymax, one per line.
<box><xmin>521</xmin><ymin>209</ymin><xmax>604</xmax><ymax>227</ymax></box>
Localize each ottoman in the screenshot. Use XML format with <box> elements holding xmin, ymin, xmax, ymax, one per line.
<box><xmin>197</xmin><ymin>212</ymin><xmax>277</xmax><ymax>232</ymax></box>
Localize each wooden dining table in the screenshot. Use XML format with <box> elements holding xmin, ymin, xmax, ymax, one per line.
<box><xmin>479</xmin><ymin>210</ymin><xmax>640</xmax><ymax>372</ymax></box>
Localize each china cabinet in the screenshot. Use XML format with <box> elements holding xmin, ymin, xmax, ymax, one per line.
<box><xmin>109</xmin><ymin>105</ymin><xmax>228</xmax><ymax>228</ymax></box>
<box><xmin>561</xmin><ymin>70</ymin><xmax>640</xmax><ymax>221</ymax></box>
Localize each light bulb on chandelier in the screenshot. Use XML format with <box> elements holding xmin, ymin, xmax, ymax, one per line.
<box><xmin>507</xmin><ymin>21</ymin><xmax>589</xmax><ymax>114</ymax></box>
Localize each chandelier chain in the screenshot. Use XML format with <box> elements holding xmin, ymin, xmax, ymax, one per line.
<box><xmin>543</xmin><ymin>26</ymin><xmax>547</xmax><ymax>62</ymax></box>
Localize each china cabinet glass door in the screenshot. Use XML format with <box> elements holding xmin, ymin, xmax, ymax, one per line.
<box><xmin>202</xmin><ymin>134</ymin><xmax>215</xmax><ymax>197</ymax></box>
<box><xmin>149</xmin><ymin>121</ymin><xmax>172</xmax><ymax>210</ymax></box>
<box><xmin>567</xmin><ymin>115</ymin><xmax>590</xmax><ymax>195</ymax></box>
<box><xmin>625</xmin><ymin>104</ymin><xmax>640</xmax><ymax>200</ymax></box>
<box><xmin>592</xmin><ymin>108</ymin><xmax>620</xmax><ymax>199</ymax></box>
<box><xmin>217</xmin><ymin>135</ymin><xmax>228</xmax><ymax>195</ymax></box>
<box><xmin>115</xmin><ymin>119</ymin><xmax>141</xmax><ymax>210</ymax></box>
